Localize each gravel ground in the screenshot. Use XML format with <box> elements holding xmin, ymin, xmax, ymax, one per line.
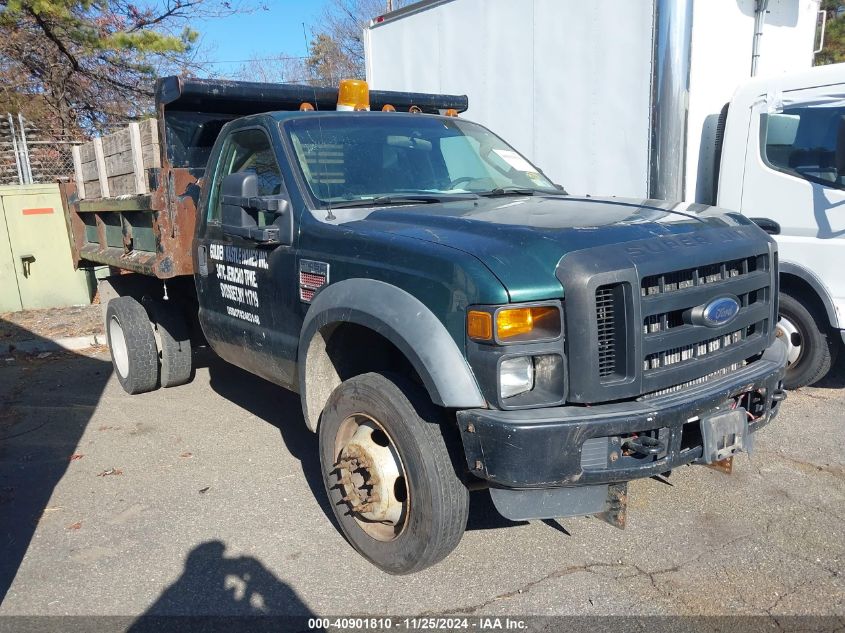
<box><xmin>0</xmin><ymin>345</ymin><xmax>842</xmax><ymax>624</ymax></box>
<box><xmin>0</xmin><ymin>305</ymin><xmax>101</xmax><ymax>343</ymax></box>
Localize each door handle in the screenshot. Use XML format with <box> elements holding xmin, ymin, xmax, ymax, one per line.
<box><xmin>197</xmin><ymin>245</ymin><xmax>209</xmax><ymax>277</ymax></box>
<box><xmin>20</xmin><ymin>254</ymin><xmax>35</xmax><ymax>278</ymax></box>
<box><xmin>750</xmin><ymin>217</ymin><xmax>781</xmax><ymax>235</ymax></box>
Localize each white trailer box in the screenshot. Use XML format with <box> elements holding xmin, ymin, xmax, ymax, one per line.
<box><xmin>365</xmin><ymin>0</ymin><xmax>820</xmax><ymax>202</ymax></box>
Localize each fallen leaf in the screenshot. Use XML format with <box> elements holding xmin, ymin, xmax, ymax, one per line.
<box><xmin>67</xmin><ymin>521</ymin><xmax>82</xmax><ymax>530</ymax></box>
<box><xmin>97</xmin><ymin>468</ymin><xmax>123</xmax><ymax>477</ymax></box>
<box><xmin>69</xmin><ymin>454</ymin><xmax>84</xmax><ymax>461</ymax></box>
<box><xmin>198</xmin><ymin>486</ymin><xmax>210</xmax><ymax>494</ymax></box>
<box><xmin>36</xmin><ymin>506</ymin><xmax>63</xmax><ymax>525</ymax></box>
<box><xmin>180</xmin><ymin>452</ymin><xmax>193</xmax><ymax>458</ymax></box>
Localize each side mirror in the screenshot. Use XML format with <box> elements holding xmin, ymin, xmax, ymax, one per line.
<box><xmin>220</xmin><ymin>172</ymin><xmax>290</xmax><ymax>243</ymax></box>
<box><xmin>749</xmin><ymin>217</ymin><xmax>781</xmax><ymax>235</ymax></box>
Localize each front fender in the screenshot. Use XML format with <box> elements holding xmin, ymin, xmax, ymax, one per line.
<box><xmin>298</xmin><ymin>278</ymin><xmax>486</xmax><ymax>430</ymax></box>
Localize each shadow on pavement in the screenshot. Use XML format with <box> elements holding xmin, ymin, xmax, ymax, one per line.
<box><xmin>128</xmin><ymin>540</ymin><xmax>314</xmax><ymax>627</ymax></box>
<box><xmin>0</xmin><ymin>320</ymin><xmax>111</xmax><ymax>604</ymax></box>
<box><xmin>203</xmin><ymin>351</ymin><xmax>520</xmax><ymax>533</ymax></box>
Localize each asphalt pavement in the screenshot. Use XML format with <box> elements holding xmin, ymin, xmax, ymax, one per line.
<box><xmin>0</xmin><ymin>344</ymin><xmax>843</xmax><ymax>622</ymax></box>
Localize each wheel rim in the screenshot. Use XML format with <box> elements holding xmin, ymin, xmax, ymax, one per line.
<box><xmin>332</xmin><ymin>414</ymin><xmax>409</xmax><ymax>542</ymax></box>
<box><xmin>109</xmin><ymin>315</ymin><xmax>130</xmax><ymax>378</ymax></box>
<box><xmin>775</xmin><ymin>315</ymin><xmax>803</xmax><ymax>366</ymax></box>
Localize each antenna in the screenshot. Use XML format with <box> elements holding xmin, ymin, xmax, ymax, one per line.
<box><xmin>302</xmin><ymin>21</ymin><xmax>335</xmax><ymax>220</ymax></box>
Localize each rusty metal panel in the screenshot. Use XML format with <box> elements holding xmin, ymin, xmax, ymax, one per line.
<box><xmin>59</xmin><ymin>130</ymin><xmax>198</xmax><ymax>280</ymax></box>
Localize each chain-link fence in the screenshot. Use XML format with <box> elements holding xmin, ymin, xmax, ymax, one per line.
<box><xmin>1</xmin><ymin>114</ymin><xmax>81</xmax><ymax>186</ymax></box>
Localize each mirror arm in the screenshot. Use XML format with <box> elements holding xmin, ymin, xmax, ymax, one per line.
<box><xmin>223</xmin><ymin>224</ymin><xmax>280</xmax><ymax>243</ymax></box>
<box><xmin>221</xmin><ymin>194</ymin><xmax>285</xmax><ymax>213</ymax></box>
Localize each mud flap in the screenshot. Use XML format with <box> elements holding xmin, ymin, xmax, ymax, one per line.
<box><xmin>489</xmin><ymin>485</ymin><xmax>608</xmax><ymax>521</ymax></box>
<box><xmin>489</xmin><ymin>482</ymin><xmax>629</xmax><ymax>528</ymax></box>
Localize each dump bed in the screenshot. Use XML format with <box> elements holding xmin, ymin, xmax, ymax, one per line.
<box><xmin>60</xmin><ymin>76</ymin><xmax>468</xmax><ymax>279</ymax></box>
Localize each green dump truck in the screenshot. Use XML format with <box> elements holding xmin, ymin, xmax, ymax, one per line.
<box><xmin>61</xmin><ymin>77</ymin><xmax>788</xmax><ymax>574</ymax></box>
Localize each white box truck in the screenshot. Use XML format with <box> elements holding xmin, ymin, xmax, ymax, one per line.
<box><xmin>365</xmin><ymin>0</ymin><xmax>844</xmax><ymax>389</ymax></box>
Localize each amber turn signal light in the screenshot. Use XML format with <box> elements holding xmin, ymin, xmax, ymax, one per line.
<box><xmin>496</xmin><ymin>306</ymin><xmax>560</xmax><ymax>341</ymax></box>
<box><xmin>467</xmin><ymin>310</ymin><xmax>493</xmax><ymax>341</ymax></box>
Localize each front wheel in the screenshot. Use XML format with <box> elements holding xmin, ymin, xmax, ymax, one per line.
<box><xmin>776</xmin><ymin>292</ymin><xmax>837</xmax><ymax>390</ymax></box>
<box><xmin>318</xmin><ymin>372</ymin><xmax>469</xmax><ymax>574</ymax></box>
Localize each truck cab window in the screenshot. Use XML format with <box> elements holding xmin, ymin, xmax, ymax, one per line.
<box><xmin>762</xmin><ymin>105</ymin><xmax>845</xmax><ymax>189</ymax></box>
<box><xmin>284</xmin><ymin>115</ymin><xmax>557</xmax><ymax>205</ymax></box>
<box><xmin>208</xmin><ymin>128</ymin><xmax>284</xmax><ymax>223</ymax></box>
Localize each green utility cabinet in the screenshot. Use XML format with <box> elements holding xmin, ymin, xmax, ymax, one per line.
<box><xmin>0</xmin><ymin>184</ymin><xmax>91</xmax><ymax>312</ymax></box>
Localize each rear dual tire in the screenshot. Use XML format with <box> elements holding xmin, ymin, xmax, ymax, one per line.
<box><xmin>106</xmin><ymin>297</ymin><xmax>192</xmax><ymax>394</ymax></box>
<box><xmin>106</xmin><ymin>297</ymin><xmax>159</xmax><ymax>395</ymax></box>
<box><xmin>147</xmin><ymin>300</ymin><xmax>193</xmax><ymax>388</ymax></box>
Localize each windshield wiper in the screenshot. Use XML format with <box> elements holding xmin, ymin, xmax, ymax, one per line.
<box><xmin>479</xmin><ymin>188</ymin><xmax>538</xmax><ymax>197</ymax></box>
<box><xmin>329</xmin><ymin>194</ymin><xmax>477</xmax><ymax>209</ymax></box>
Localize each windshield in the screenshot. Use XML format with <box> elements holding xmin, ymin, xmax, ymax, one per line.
<box><xmin>282</xmin><ymin>114</ymin><xmax>559</xmax><ymax>205</ymax></box>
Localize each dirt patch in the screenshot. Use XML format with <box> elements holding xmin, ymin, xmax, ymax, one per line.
<box><xmin>0</xmin><ymin>305</ymin><xmax>101</xmax><ymax>343</ymax></box>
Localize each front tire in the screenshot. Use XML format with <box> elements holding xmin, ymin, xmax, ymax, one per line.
<box><xmin>106</xmin><ymin>297</ymin><xmax>159</xmax><ymax>395</ymax></box>
<box><xmin>776</xmin><ymin>292</ymin><xmax>837</xmax><ymax>389</ymax></box>
<box><xmin>318</xmin><ymin>372</ymin><xmax>469</xmax><ymax>575</ymax></box>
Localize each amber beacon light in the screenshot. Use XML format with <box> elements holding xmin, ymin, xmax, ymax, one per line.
<box><xmin>337</xmin><ymin>79</ymin><xmax>370</xmax><ymax>111</ymax></box>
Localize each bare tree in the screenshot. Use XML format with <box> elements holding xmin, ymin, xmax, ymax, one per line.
<box><xmin>236</xmin><ymin>54</ymin><xmax>313</xmax><ymax>85</ymax></box>
<box><xmin>306</xmin><ymin>0</ymin><xmax>409</xmax><ymax>84</ymax></box>
<box><xmin>0</xmin><ymin>0</ymin><xmax>252</xmax><ymax>135</ymax></box>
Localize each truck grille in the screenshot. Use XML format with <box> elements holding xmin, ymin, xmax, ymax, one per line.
<box><xmin>639</xmin><ymin>361</ymin><xmax>745</xmax><ymax>400</ymax></box>
<box><xmin>640</xmin><ymin>256</ymin><xmax>756</xmax><ymax>298</ymax></box>
<box><xmin>643</xmin><ymin>329</ymin><xmax>743</xmax><ymax>370</ymax></box>
<box><xmin>637</xmin><ymin>254</ymin><xmax>769</xmax><ymax>384</ymax></box>
<box><xmin>559</xmin><ymin>230</ymin><xmax>776</xmax><ymax>404</ymax></box>
<box><xmin>596</xmin><ymin>286</ymin><xmax>617</xmax><ymax>377</ymax></box>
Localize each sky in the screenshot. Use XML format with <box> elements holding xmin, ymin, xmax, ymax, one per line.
<box><xmin>192</xmin><ymin>1</ymin><xmax>332</xmax><ymax>78</ymax></box>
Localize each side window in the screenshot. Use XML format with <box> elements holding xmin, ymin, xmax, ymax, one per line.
<box><xmin>207</xmin><ymin>128</ymin><xmax>284</xmax><ymax>223</ymax></box>
<box><xmin>762</xmin><ymin>104</ymin><xmax>845</xmax><ymax>189</ymax></box>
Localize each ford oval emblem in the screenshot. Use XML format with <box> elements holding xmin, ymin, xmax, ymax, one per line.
<box><xmin>702</xmin><ymin>296</ymin><xmax>741</xmax><ymax>328</ymax></box>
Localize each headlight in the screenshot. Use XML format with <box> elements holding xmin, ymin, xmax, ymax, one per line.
<box><xmin>468</xmin><ymin>305</ymin><xmax>561</xmax><ymax>343</ymax></box>
<box><xmin>500</xmin><ymin>356</ymin><xmax>535</xmax><ymax>398</ymax></box>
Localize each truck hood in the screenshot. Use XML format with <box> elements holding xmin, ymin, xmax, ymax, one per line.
<box><xmin>342</xmin><ymin>195</ymin><xmax>756</xmax><ymax>302</ymax></box>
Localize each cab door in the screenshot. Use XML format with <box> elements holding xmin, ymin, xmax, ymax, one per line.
<box><xmin>195</xmin><ymin>123</ymin><xmax>300</xmax><ymax>387</ymax></box>
<box><xmin>739</xmin><ymin>85</ymin><xmax>845</xmax><ymax>327</ymax></box>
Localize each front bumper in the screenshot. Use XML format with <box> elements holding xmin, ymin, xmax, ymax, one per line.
<box><xmin>457</xmin><ymin>338</ymin><xmax>787</xmax><ymax>489</ymax></box>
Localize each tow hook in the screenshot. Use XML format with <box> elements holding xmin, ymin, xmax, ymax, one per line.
<box><xmin>771</xmin><ymin>388</ymin><xmax>787</xmax><ymax>403</ymax></box>
<box><xmin>622</xmin><ymin>435</ymin><xmax>665</xmax><ymax>456</ymax></box>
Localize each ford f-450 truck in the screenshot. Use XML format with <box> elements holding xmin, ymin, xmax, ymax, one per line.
<box><xmin>61</xmin><ymin>77</ymin><xmax>788</xmax><ymax>574</ymax></box>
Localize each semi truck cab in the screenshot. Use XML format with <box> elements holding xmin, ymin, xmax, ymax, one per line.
<box><xmin>62</xmin><ymin>77</ymin><xmax>788</xmax><ymax>575</ymax></box>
